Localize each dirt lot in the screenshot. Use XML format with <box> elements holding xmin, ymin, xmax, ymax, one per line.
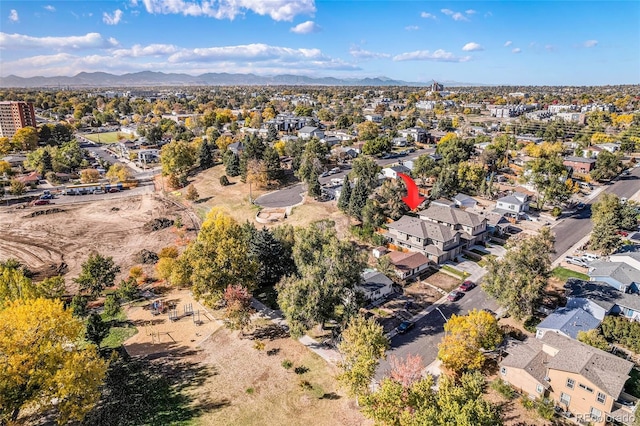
<box><xmin>192</xmin><ymin>325</ymin><xmax>370</xmax><ymax>426</ymax></box>
<box><xmin>186</xmin><ymin>165</ymin><xmax>350</xmax><ymax>236</ymax></box>
<box><xmin>0</xmin><ymin>194</ymin><xmax>197</xmax><ymax>289</ymax></box>
<box><xmin>422</xmin><ymin>271</ymin><xmax>462</xmax><ymax>292</ymax></box>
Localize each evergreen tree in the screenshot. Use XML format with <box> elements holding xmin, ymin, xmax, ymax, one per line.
<box><xmin>266</xmin><ymin>124</ymin><xmax>278</xmax><ymax>142</ymax></box>
<box><xmin>348</xmin><ymin>178</ymin><xmax>369</xmax><ymax>220</ymax></box>
<box><xmin>225</xmin><ymin>152</ymin><xmax>240</xmax><ymax>177</ymax></box>
<box><xmin>198</xmin><ymin>140</ymin><xmax>214</xmax><ymax>169</ymax></box>
<box><xmin>85</xmin><ymin>313</ymin><xmax>109</xmax><ymax>347</ymax></box>
<box><xmin>337</xmin><ymin>175</ymin><xmax>352</xmax><ymax>211</ymax></box>
<box><xmin>250</xmin><ymin>227</ymin><xmax>293</xmax><ymax>287</ymax></box>
<box><xmin>243</xmin><ymin>134</ymin><xmax>266</xmax><ymax>160</ymax></box>
<box><xmin>40</xmin><ymin>150</ymin><xmax>53</xmax><ymax>173</ymax></box>
<box><xmin>263</xmin><ymin>146</ymin><xmax>284</xmax><ymax>184</ymax></box>
<box><xmin>239</xmin><ymin>153</ymin><xmax>248</xmax><ymax>182</ymax></box>
<box><xmin>308</xmin><ymin>170</ymin><xmax>321</xmax><ymax>197</ymax></box>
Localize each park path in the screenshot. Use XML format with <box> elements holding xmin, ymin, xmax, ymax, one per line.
<box><xmin>251</xmin><ymin>299</ymin><xmax>342</xmax><ymax>364</ymax></box>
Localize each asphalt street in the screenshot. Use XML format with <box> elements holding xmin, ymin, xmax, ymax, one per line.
<box><xmin>375</xmin><ymin>285</ymin><xmax>499</xmax><ymax>381</ymax></box>
<box><xmin>551</xmin><ymin>166</ymin><xmax>640</xmax><ymax>261</ymax></box>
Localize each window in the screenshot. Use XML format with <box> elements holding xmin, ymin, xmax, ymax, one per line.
<box><xmin>579</xmin><ymin>383</ymin><xmax>594</xmax><ymax>393</ymax></box>
<box><xmin>560</xmin><ymin>392</ymin><xmax>571</xmax><ymax>406</ymax></box>
<box><xmin>597</xmin><ymin>392</ymin><xmax>606</xmax><ymax>404</ymax></box>
<box><xmin>500</xmin><ymin>367</ymin><xmax>507</xmax><ymax>376</ymax></box>
<box><xmin>536</xmin><ymin>384</ymin><xmax>544</xmax><ymax>394</ymax></box>
<box><xmin>566</xmin><ymin>378</ymin><xmax>575</xmax><ymax>389</ymax></box>
<box><xmin>590</xmin><ymin>407</ymin><xmax>602</xmax><ymax>422</ymax></box>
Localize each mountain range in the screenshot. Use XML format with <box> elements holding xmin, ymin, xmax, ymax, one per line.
<box><xmin>0</xmin><ymin>71</ymin><xmax>482</xmax><ymax>88</ymax></box>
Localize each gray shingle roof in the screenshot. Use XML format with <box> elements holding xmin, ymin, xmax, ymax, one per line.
<box><xmin>565</xmin><ymin>279</ymin><xmax>640</xmax><ymax>313</ymax></box>
<box><xmin>417</xmin><ymin>204</ymin><xmax>485</xmax><ymax>228</ymax></box>
<box><xmin>536</xmin><ymin>307</ymin><xmax>601</xmax><ymax>339</ymax></box>
<box><xmin>497</xmin><ymin>195</ymin><xmax>525</xmax><ymax>205</ymax></box>
<box><xmin>387</xmin><ymin>215</ymin><xmax>458</xmax><ymax>243</ymax></box>
<box><xmin>589</xmin><ymin>261</ymin><xmax>640</xmax><ymax>287</ymax></box>
<box><xmin>298</xmin><ymin>126</ymin><xmax>319</xmax><ymax>133</ymax></box>
<box><xmin>564</xmin><ymin>156</ymin><xmax>597</xmax><ymax>164</ymax></box>
<box><xmin>500</xmin><ymin>338</ymin><xmax>550</xmax><ymax>388</ymax></box>
<box><xmin>542</xmin><ymin>333</ymin><xmax>633</xmax><ymax>399</ymax></box>
<box><xmin>359</xmin><ymin>270</ymin><xmax>394</xmax><ymax>292</ymax></box>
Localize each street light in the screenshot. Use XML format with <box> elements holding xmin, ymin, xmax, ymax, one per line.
<box><xmin>435</xmin><ymin>306</ymin><xmax>448</xmax><ymax>323</ymax></box>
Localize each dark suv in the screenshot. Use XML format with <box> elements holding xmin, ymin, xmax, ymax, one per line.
<box><xmin>396</xmin><ymin>321</ymin><xmax>415</xmax><ymax>334</ymax></box>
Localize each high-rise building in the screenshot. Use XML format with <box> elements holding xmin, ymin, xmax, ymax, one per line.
<box><xmin>0</xmin><ymin>101</ymin><xmax>37</xmax><ymax>138</ymax></box>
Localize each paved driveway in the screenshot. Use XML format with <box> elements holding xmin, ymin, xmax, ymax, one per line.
<box><xmin>254</xmin><ymin>183</ymin><xmax>304</xmax><ymax>208</ymax></box>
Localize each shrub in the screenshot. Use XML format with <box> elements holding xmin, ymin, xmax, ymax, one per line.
<box><xmin>253</xmin><ymin>341</ymin><xmax>265</xmax><ymax>351</ymax></box>
<box><xmin>294</xmin><ymin>366</ymin><xmax>309</xmax><ymax>375</ymax></box>
<box><xmin>281</xmin><ymin>359</ymin><xmax>293</xmax><ymax>369</ymax></box>
<box><xmin>298</xmin><ymin>380</ymin><xmax>312</xmax><ymax>391</ymax></box>
<box><xmin>551</xmin><ymin>206</ymin><xmax>562</xmax><ymax>217</ymax></box>
<box><xmin>245</xmin><ymin>387</ymin><xmax>255</xmax><ymax>394</ymax></box>
<box><xmin>70</xmin><ymin>294</ymin><xmax>88</xmax><ymax>317</ymax></box>
<box><xmin>536</xmin><ymin>398</ymin><xmax>555</xmax><ymax>420</ymax></box>
<box><xmin>520</xmin><ymin>396</ymin><xmax>535</xmax><ymax>410</ymax></box>
<box><xmin>220</xmin><ymin>175</ymin><xmax>230</xmax><ymax>186</ymax></box>
<box><xmin>103</xmin><ymin>294</ymin><xmax>121</xmax><ymax>317</ymax></box>
<box><xmin>491</xmin><ymin>379</ymin><xmax>515</xmax><ymax>399</ymax></box>
<box><xmin>158</xmin><ymin>246</ymin><xmax>179</xmax><ymax>259</ymax></box>
<box><xmin>129</xmin><ymin>265</ymin><xmax>144</xmax><ymax>280</ymax></box>
<box><xmin>523</xmin><ymin>316</ymin><xmax>541</xmax><ymax>333</ymax></box>
<box><xmin>185</xmin><ymin>185</ymin><xmax>199</xmax><ymax>201</ymax></box>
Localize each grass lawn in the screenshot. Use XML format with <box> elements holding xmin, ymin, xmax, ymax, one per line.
<box><xmin>440</xmin><ymin>265</ymin><xmax>469</xmax><ymax>280</ymax></box>
<box><xmin>478</xmin><ymin>254</ymin><xmax>497</xmax><ymax>268</ymax></box>
<box><xmin>100</xmin><ymin>309</ymin><xmax>138</xmax><ymax>349</ymax></box>
<box><xmin>83</xmin><ymin>131</ymin><xmax>134</xmax><ymax>144</ymax></box>
<box><xmin>551</xmin><ymin>267</ymin><xmax>589</xmax><ymax>281</ymax></box>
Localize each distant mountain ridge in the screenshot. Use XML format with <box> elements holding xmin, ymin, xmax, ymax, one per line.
<box><xmin>0</xmin><ymin>71</ymin><xmax>484</xmax><ymax>88</ymax></box>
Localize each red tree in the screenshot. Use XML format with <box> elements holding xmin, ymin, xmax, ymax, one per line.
<box><xmin>389</xmin><ymin>354</ymin><xmax>424</xmax><ymax>388</ymax></box>
<box><xmin>223</xmin><ymin>284</ymin><xmax>252</xmax><ymax>332</ymax></box>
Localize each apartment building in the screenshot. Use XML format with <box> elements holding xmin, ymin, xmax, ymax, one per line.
<box><xmin>0</xmin><ymin>101</ymin><xmax>37</xmax><ymax>138</ymax></box>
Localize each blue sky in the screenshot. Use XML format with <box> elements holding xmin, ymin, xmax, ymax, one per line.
<box><xmin>0</xmin><ymin>1</ymin><xmax>638</xmax><ymax>85</ymax></box>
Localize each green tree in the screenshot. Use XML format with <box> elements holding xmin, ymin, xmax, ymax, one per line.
<box><xmin>350</xmin><ymin>155</ymin><xmax>380</xmax><ymax>192</ymax></box>
<box><xmin>266</xmin><ymin>123</ymin><xmax>278</xmax><ymax>142</ymax></box>
<box><xmin>348</xmin><ymin>177</ymin><xmax>369</xmax><ymax>220</ymax></box>
<box><xmin>590</xmin><ymin>193</ymin><xmax>623</xmax><ymax>255</ymax></box>
<box><xmin>74</xmin><ymin>253</ymin><xmax>121</xmax><ymax>299</ymax></box>
<box><xmin>103</xmin><ymin>294</ymin><xmax>121</xmax><ymax>317</ymax></box>
<box><xmin>376</xmin><ymin>179</ymin><xmax>409</xmax><ymax>220</ymax></box>
<box><xmin>85</xmin><ymin>312</ymin><xmax>109</xmax><ymax>347</ymax></box>
<box><xmin>525</xmin><ymin>156</ymin><xmax>573</xmax><ymax>208</ymax></box>
<box><xmin>160</xmin><ymin>140</ymin><xmax>196</xmax><ymax>177</ymax></box>
<box><xmin>412</xmin><ymin>155</ymin><xmax>438</xmax><ymax>185</ymax></box>
<box><xmin>38</xmin><ymin>276</ymin><xmax>66</xmax><ymax>299</ymax></box>
<box><xmin>0</xmin><ymin>298</ymin><xmax>107</xmax><ymax>424</ymax></box>
<box><xmin>436</xmin><ymin>135</ymin><xmax>475</xmax><ymax>165</ymax></box>
<box><xmin>307</xmin><ymin>170</ymin><xmax>322</xmax><ymax>197</ymax></box>
<box><xmin>0</xmin><ymin>261</ymin><xmax>39</xmax><ymax>307</ymax></box>
<box><xmin>362</xmin><ymin>136</ymin><xmax>391</xmax><ymax>156</ymax></box>
<box><xmin>577</xmin><ymin>329</ymin><xmax>609</xmax><ymax>351</ymax></box>
<box><xmin>263</xmin><ymin>145</ymin><xmax>284</xmax><ymax>184</ymax></box>
<box><xmin>337</xmin><ymin>316</ymin><xmax>389</xmax><ymax>403</ymax></box>
<box><xmin>198</xmin><ymin>139</ymin><xmax>214</xmax><ymax>169</ymax></box>
<box><xmin>337</xmin><ymin>175</ymin><xmax>352</xmax><ymax>212</ymax></box>
<box><xmin>225</xmin><ymin>152</ymin><xmax>241</xmax><ymax>177</ymax></box>
<box><xmin>249</xmin><ymin>227</ymin><xmax>293</xmax><ymax>288</ymax></box>
<box><xmin>483</xmin><ymin>228</ymin><xmax>555</xmax><ymax>320</ymax></box>
<box><xmin>116</xmin><ymin>277</ymin><xmax>139</xmax><ymax>302</ymax></box>
<box><xmin>590</xmin><ymin>151</ymin><xmax>623</xmax><ymax>182</ymax></box>
<box><xmin>357</xmin><ymin>121</ymin><xmax>380</xmax><ymax>140</ymax></box>
<box><xmin>40</xmin><ymin>150</ymin><xmax>53</xmax><ymax>173</ymax></box>
<box><xmin>12</xmin><ymin>126</ymin><xmax>39</xmax><ymax>151</ymax></box>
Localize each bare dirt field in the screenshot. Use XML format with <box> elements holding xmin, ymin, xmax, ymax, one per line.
<box><xmin>185</xmin><ymin>165</ymin><xmax>350</xmax><ymax>236</ymax></box>
<box><xmin>0</xmin><ymin>194</ymin><xmax>197</xmax><ymax>289</ymax></box>
<box><xmin>404</xmin><ymin>281</ymin><xmax>443</xmax><ymax>307</ymax></box>
<box><xmin>193</xmin><ymin>325</ymin><xmax>370</xmax><ymax>426</ymax></box>
<box><xmin>422</xmin><ymin>271</ymin><xmax>462</xmax><ymax>292</ymax></box>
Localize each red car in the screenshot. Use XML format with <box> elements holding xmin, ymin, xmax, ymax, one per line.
<box><xmin>459</xmin><ymin>280</ymin><xmax>476</xmax><ymax>292</ymax></box>
<box><xmin>33</xmin><ymin>199</ymin><xmax>51</xmax><ymax>206</ymax></box>
<box><xmin>447</xmin><ymin>290</ymin><xmax>463</xmax><ymax>302</ymax></box>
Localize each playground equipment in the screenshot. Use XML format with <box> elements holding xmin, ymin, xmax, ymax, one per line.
<box><xmin>145</xmin><ymin>321</ymin><xmax>160</xmax><ymax>344</ymax></box>
<box><xmin>151</xmin><ymin>300</ymin><xmax>164</xmax><ymax>316</ymax></box>
<box><xmin>168</xmin><ymin>307</ymin><xmax>179</xmax><ymax>322</ymax></box>
<box><xmin>183</xmin><ymin>303</ymin><xmax>193</xmax><ymax>316</ymax></box>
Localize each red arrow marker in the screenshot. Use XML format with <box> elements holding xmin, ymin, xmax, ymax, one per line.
<box><xmin>397</xmin><ymin>173</ymin><xmax>426</xmax><ymax>210</ymax></box>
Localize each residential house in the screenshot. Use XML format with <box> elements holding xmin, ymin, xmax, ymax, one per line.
<box><xmin>364</xmin><ymin>114</ymin><xmax>383</xmax><ymax>123</ymax></box>
<box><xmin>398</xmin><ymin>127</ymin><xmax>428</xmax><ymax>143</ymax></box>
<box><xmin>387</xmin><ymin>251</ymin><xmax>431</xmax><ymax>280</ymax></box>
<box><xmin>496</xmin><ymin>192</ymin><xmax>530</xmax><ymax>216</ymax></box>
<box><xmin>16</xmin><ymin>171</ymin><xmax>40</xmax><ymax>186</ymax></box>
<box><xmin>392</xmin><ymin>137</ymin><xmax>408</xmax><ymax>147</ymax></box>
<box><xmin>381</xmin><ymin>165</ymin><xmax>411</xmax><ymax>180</ymax></box>
<box><xmin>484</xmin><ymin>211</ymin><xmax>511</xmax><ymax>236</ymax></box>
<box><xmin>499</xmin><ymin>333</ymin><xmax>635</xmax><ymax>426</ymax></box>
<box><xmin>555</xmin><ymin>112</ymin><xmax>586</xmax><ymax>124</ymax></box>
<box><xmin>610</xmin><ymin>252</ymin><xmax>640</xmax><ymax>272</ymax></box>
<box><xmin>431</xmin><ymin>198</ymin><xmax>456</xmax><ymax>208</ymax></box>
<box><xmin>563</xmin><ymin>156</ymin><xmax>597</xmax><ymax>174</ymax></box>
<box><xmin>595</xmin><ymin>143</ymin><xmax>620</xmax><ymax>153</ymax></box>
<box><xmin>588</xmin><ymin>261</ymin><xmax>640</xmax><ymax>293</ymax></box>
<box><xmin>418</xmin><ymin>204</ymin><xmax>488</xmax><ymax>247</ymax></box>
<box><xmin>297</xmin><ymin>126</ymin><xmax>324</xmax><ymax>140</ymax></box>
<box><xmin>320</xmin><ymin>136</ymin><xmax>341</xmax><ymax>147</ymax></box>
<box><xmin>357</xmin><ymin>270</ymin><xmax>394</xmax><ymax>302</ymax></box>
<box><xmin>385</xmin><ymin>215</ymin><xmax>462</xmax><ymax>263</ymax></box>
<box><xmin>453</xmin><ymin>193</ymin><xmax>478</xmax><ymax>209</ymax></box>
<box><xmin>1</xmin><ymin>154</ymin><xmax>27</xmax><ymax>168</ymax></box>
<box><xmin>565</xmin><ymin>279</ymin><xmax>640</xmax><ymax>322</ymax></box>
<box><xmin>535</xmin><ymin>307</ymin><xmax>601</xmax><ymax>339</ymax></box>
<box><xmin>516</xmin><ymin>135</ymin><xmax>543</xmax><ymax>144</ymax></box>
<box><xmin>228</xmin><ymin>141</ymin><xmax>244</xmax><ymax>155</ymax></box>
<box><xmin>584</xmin><ymin>145</ymin><xmax>604</xmax><ymax>158</ymax></box>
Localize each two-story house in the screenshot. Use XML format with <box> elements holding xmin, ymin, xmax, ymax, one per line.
<box><xmin>563</xmin><ymin>156</ymin><xmax>597</xmax><ymax>174</ymax></box>
<box><xmin>356</xmin><ymin>270</ymin><xmax>394</xmax><ymax>302</ymax></box>
<box><xmin>566</xmin><ymin>279</ymin><xmax>640</xmax><ymax>322</ymax></box>
<box><xmin>385</xmin><ymin>215</ymin><xmax>462</xmax><ymax>263</ymax></box>
<box><xmin>297</xmin><ymin>126</ymin><xmax>324</xmax><ymax>140</ymax></box>
<box><xmin>588</xmin><ymin>261</ymin><xmax>640</xmax><ymax>293</ymax></box>
<box><xmin>499</xmin><ymin>333</ymin><xmax>635</xmax><ymax>426</ymax></box>
<box><xmin>495</xmin><ymin>192</ymin><xmax>530</xmax><ymax>217</ymax></box>
<box><xmin>398</xmin><ymin>127</ymin><xmax>429</xmax><ymax>143</ymax></box>
<box><xmin>417</xmin><ymin>205</ymin><xmax>488</xmax><ymax>247</ymax></box>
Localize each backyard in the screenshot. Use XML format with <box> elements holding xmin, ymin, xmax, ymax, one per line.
<box><xmin>82</xmin><ymin>131</ymin><xmax>135</xmax><ymax>144</ymax></box>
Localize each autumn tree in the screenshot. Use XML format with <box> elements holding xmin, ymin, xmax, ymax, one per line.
<box><xmin>106</xmin><ymin>163</ymin><xmax>133</xmax><ymax>183</ymax></box>
<box><xmin>388</xmin><ymin>354</ymin><xmax>424</xmax><ymax>388</ymax></box>
<box><xmin>9</xmin><ymin>180</ymin><xmax>26</xmax><ymax>195</ymax></box>
<box><xmin>74</xmin><ymin>252</ymin><xmax>121</xmax><ymax>299</ymax></box>
<box><xmin>483</xmin><ymin>227</ymin><xmax>555</xmax><ymax>320</ymax></box>
<box><xmin>185</xmin><ymin>184</ymin><xmax>199</xmax><ymax>201</ymax></box>
<box><xmin>0</xmin><ymin>298</ymin><xmax>107</xmax><ymax>424</ymax></box>
<box><xmin>80</xmin><ymin>168</ymin><xmax>101</xmax><ymax>184</ymax></box>
<box><xmin>357</xmin><ymin>121</ymin><xmax>380</xmax><ymax>140</ymax></box>
<box><xmin>0</xmin><ymin>261</ymin><xmax>39</xmax><ymax>307</ymax></box>
<box><xmin>577</xmin><ymin>329</ymin><xmax>609</xmax><ymax>351</ymax></box>
<box><xmin>438</xmin><ymin>309</ymin><xmax>503</xmax><ymax>375</ymax></box>
<box><xmin>12</xmin><ymin>126</ymin><xmax>39</xmax><ymax>151</ymax></box>
<box><xmin>337</xmin><ymin>315</ymin><xmax>389</xmax><ymax>403</ymax></box>
<box><xmin>160</xmin><ymin>140</ymin><xmax>196</xmax><ymax>177</ymax></box>
<box><xmin>223</xmin><ymin>284</ymin><xmax>252</xmax><ymax>331</ymax></box>
<box><xmin>174</xmin><ymin>208</ymin><xmax>257</xmax><ymax>304</ymax></box>
<box><xmin>591</xmin><ymin>150</ymin><xmax>623</xmax><ymax>182</ymax></box>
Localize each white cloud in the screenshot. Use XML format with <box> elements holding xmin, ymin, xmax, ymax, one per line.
<box><xmin>112</xmin><ymin>43</ymin><xmax>178</xmax><ymax>57</ymax></box>
<box><xmin>465</xmin><ymin>9</ymin><xmax>476</xmax><ymax>14</ymax></box>
<box><xmin>393</xmin><ymin>49</ymin><xmax>471</xmax><ymax>62</ymax></box>
<box><xmin>583</xmin><ymin>39</ymin><xmax>598</xmax><ymax>48</ymax></box>
<box><xmin>8</xmin><ymin>9</ymin><xmax>19</xmax><ymax>22</ymax></box>
<box><xmin>545</xmin><ymin>44</ymin><xmax>555</xmax><ymax>51</ymax></box>
<box><xmin>512</xmin><ymin>47</ymin><xmax>521</xmax><ymax>54</ymax></box>
<box><xmin>44</xmin><ymin>5</ymin><xmax>56</xmax><ymax>12</ymax></box>
<box><xmin>0</xmin><ymin>32</ymin><xmax>119</xmax><ymax>50</ymax></box>
<box><xmin>440</xmin><ymin>8</ymin><xmax>468</xmax><ymax>21</ymax></box>
<box><xmin>168</xmin><ymin>43</ymin><xmax>324</xmax><ymax>63</ymax></box>
<box><xmin>420</xmin><ymin>12</ymin><xmax>435</xmax><ymax>19</ymax></box>
<box><xmin>349</xmin><ymin>46</ymin><xmax>390</xmax><ymax>60</ymax></box>
<box><xmin>504</xmin><ymin>40</ymin><xmax>512</xmax><ymax>47</ymax></box>
<box><xmin>290</xmin><ymin>20</ymin><xmax>321</xmax><ymax>34</ymax></box>
<box><xmin>141</xmin><ymin>0</ymin><xmax>315</xmax><ymax>22</ymax></box>
<box><xmin>405</xmin><ymin>25</ymin><xmax>419</xmax><ymax>31</ymax></box>
<box><xmin>103</xmin><ymin>9</ymin><xmax>124</xmax><ymax>25</ymax></box>
<box><xmin>129</xmin><ymin>0</ymin><xmax>139</xmax><ymax>5</ymax></box>
<box><xmin>462</xmin><ymin>42</ymin><xmax>483</xmax><ymax>52</ymax></box>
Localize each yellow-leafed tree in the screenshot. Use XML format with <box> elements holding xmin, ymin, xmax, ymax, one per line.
<box><xmin>0</xmin><ymin>298</ymin><xmax>107</xmax><ymax>424</ymax></box>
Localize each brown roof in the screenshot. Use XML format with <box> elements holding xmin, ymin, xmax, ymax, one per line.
<box><xmin>500</xmin><ymin>337</ymin><xmax>550</xmax><ymax>388</ymax></box>
<box><xmin>388</xmin><ymin>251</ymin><xmax>430</xmax><ymax>272</ymax></box>
<box><xmin>418</xmin><ymin>204</ymin><xmax>485</xmax><ymax>228</ymax></box>
<box><xmin>387</xmin><ymin>215</ymin><xmax>458</xmax><ymax>243</ymax></box>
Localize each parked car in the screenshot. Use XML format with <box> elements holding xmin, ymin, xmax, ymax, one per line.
<box><xmin>93</xmin><ymin>189</ymin><xmax>105</xmax><ymax>195</ymax></box>
<box><xmin>459</xmin><ymin>280</ymin><xmax>476</xmax><ymax>292</ymax></box>
<box><xmin>396</xmin><ymin>321</ymin><xmax>415</xmax><ymax>334</ymax></box>
<box><xmin>565</xmin><ymin>256</ymin><xmax>588</xmax><ymax>267</ymax></box>
<box><xmin>108</xmin><ymin>188</ymin><xmax>121</xmax><ymax>193</ymax></box>
<box><xmin>576</xmin><ymin>202</ymin><xmax>586</xmax><ymax>210</ymax></box>
<box><xmin>447</xmin><ymin>290</ymin><xmax>463</xmax><ymax>302</ymax></box>
<box><xmin>33</xmin><ymin>199</ymin><xmax>51</xmax><ymax>206</ymax></box>
<box><xmin>39</xmin><ymin>194</ymin><xmax>53</xmax><ymax>200</ymax></box>
<box><xmin>320</xmin><ymin>171</ymin><xmax>329</xmax><ymax>178</ymax></box>
<box><xmin>330</xmin><ymin>167</ymin><xmax>341</xmax><ymax>173</ymax></box>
